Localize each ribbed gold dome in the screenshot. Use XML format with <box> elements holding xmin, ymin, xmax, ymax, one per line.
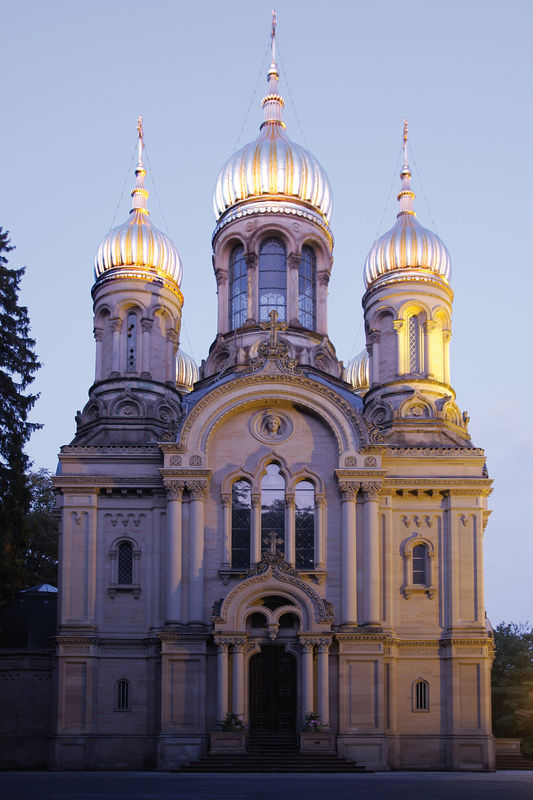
<box><xmin>176</xmin><ymin>349</ymin><xmax>198</xmax><ymax>392</ymax></box>
<box><xmin>94</xmin><ymin>118</ymin><xmax>183</xmax><ymax>289</ymax></box>
<box><xmin>345</xmin><ymin>349</ymin><xmax>369</xmax><ymax>394</ymax></box>
<box><xmin>364</xmin><ymin>122</ymin><xmax>451</xmax><ymax>289</ymax></box>
<box><xmin>213</xmin><ymin>27</ymin><xmax>332</xmax><ymax>232</ymax></box>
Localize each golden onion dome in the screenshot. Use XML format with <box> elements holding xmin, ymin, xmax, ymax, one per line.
<box><xmin>176</xmin><ymin>348</ymin><xmax>198</xmax><ymax>392</ymax></box>
<box><xmin>213</xmin><ymin>16</ymin><xmax>332</xmax><ymax>235</ymax></box>
<box><xmin>94</xmin><ymin>117</ymin><xmax>183</xmax><ymax>290</ymax></box>
<box><xmin>345</xmin><ymin>349</ymin><xmax>369</xmax><ymax>394</ymax></box>
<box><xmin>364</xmin><ymin>121</ymin><xmax>451</xmax><ymax>290</ymax></box>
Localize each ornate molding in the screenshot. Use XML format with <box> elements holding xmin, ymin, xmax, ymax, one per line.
<box><xmin>164</xmin><ymin>480</ymin><xmax>185</xmax><ymax>500</ymax></box>
<box><xmin>186</xmin><ymin>479</ymin><xmax>208</xmax><ymax>500</ymax></box>
<box><xmin>361</xmin><ymin>481</ymin><xmax>381</xmax><ymax>500</ymax></box>
<box><xmin>337</xmin><ymin>480</ymin><xmax>360</xmax><ymax>502</ymax></box>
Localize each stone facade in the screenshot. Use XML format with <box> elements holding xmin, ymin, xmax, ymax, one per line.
<box><xmin>49</xmin><ymin>36</ymin><xmax>494</xmax><ymax>772</ymax></box>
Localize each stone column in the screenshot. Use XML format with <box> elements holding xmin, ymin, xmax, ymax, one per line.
<box><xmin>166</xmin><ymin>330</ymin><xmax>179</xmax><ymax>384</ymax></box>
<box><xmin>140</xmin><ymin>318</ymin><xmax>153</xmax><ymax>377</ymax></box>
<box><xmin>362</xmin><ymin>481</ymin><xmax>381</xmax><ymax>626</ymax></box>
<box><xmin>110</xmin><ymin>317</ymin><xmax>122</xmax><ymax>375</ymax></box>
<box><xmin>221</xmin><ymin>494</ymin><xmax>231</xmax><ymax>567</ymax></box>
<box><xmin>287</xmin><ymin>252</ymin><xmax>301</xmax><ymax>325</ymax></box>
<box><xmin>317</xmin><ymin>638</ymin><xmax>331</xmax><ymax>725</ymax></box>
<box><xmin>231</xmin><ymin>638</ymin><xmax>247</xmax><ymax>717</ymax></box>
<box><xmin>245</xmin><ymin>252</ymin><xmax>257</xmax><ymax>323</ymax></box>
<box><xmin>215</xmin><ymin>269</ymin><xmax>228</xmax><ymax>334</ymax></box>
<box><xmin>300</xmin><ymin>638</ymin><xmax>315</xmax><ymax>722</ymax></box>
<box><xmin>187</xmin><ymin>479</ymin><xmax>208</xmax><ymax>623</ymax></box>
<box><xmin>317</xmin><ymin>272</ymin><xmax>329</xmax><ymax>335</ymax></box>
<box><xmin>393</xmin><ymin>319</ymin><xmax>404</xmax><ymax>376</ymax></box>
<box><xmin>214</xmin><ymin>637</ymin><xmax>230</xmax><ymax>720</ymax></box>
<box><xmin>442</xmin><ymin>331</ymin><xmax>451</xmax><ymax>385</ymax></box>
<box><xmin>315</xmin><ymin>495</ymin><xmax>326</xmax><ymax>569</ymax></box>
<box><xmin>423</xmin><ymin>320</ymin><xmax>437</xmax><ymax>378</ymax></box>
<box><xmin>93</xmin><ymin>327</ymin><xmax>103</xmax><ymax>381</ymax></box>
<box><xmin>251</xmin><ymin>493</ymin><xmax>261</xmax><ymax>564</ymax></box>
<box><xmin>285</xmin><ymin>492</ymin><xmax>296</xmax><ymax>565</ymax></box>
<box><xmin>369</xmin><ymin>330</ymin><xmax>380</xmax><ymax>384</ymax></box>
<box><xmin>165</xmin><ymin>480</ymin><xmax>185</xmax><ymax>623</ymax></box>
<box><xmin>338</xmin><ymin>481</ymin><xmax>359</xmax><ymax>625</ymax></box>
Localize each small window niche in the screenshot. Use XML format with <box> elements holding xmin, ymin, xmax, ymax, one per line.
<box><xmin>108</xmin><ymin>539</ymin><xmax>141</xmax><ymax>598</ymax></box>
<box><xmin>413</xmin><ymin>678</ymin><xmax>429</xmax><ymax>712</ymax></box>
<box><xmin>115</xmin><ymin>679</ymin><xmax>131</xmax><ymax>712</ymax></box>
<box><xmin>402</xmin><ymin>538</ymin><xmax>436</xmax><ymax>599</ymax></box>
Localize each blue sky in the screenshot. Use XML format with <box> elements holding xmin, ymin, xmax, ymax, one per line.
<box><xmin>2</xmin><ymin>0</ymin><xmax>531</xmax><ymax>623</ymax></box>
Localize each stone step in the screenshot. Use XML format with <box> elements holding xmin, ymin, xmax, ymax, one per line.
<box><xmin>179</xmin><ymin>751</ymin><xmax>370</xmax><ymax>773</ymax></box>
<box><xmin>496</xmin><ymin>753</ymin><xmax>533</xmax><ymax>770</ymax></box>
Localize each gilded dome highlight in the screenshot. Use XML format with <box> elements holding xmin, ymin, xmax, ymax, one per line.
<box><xmin>345</xmin><ymin>349</ymin><xmax>369</xmax><ymax>394</ymax></box>
<box><xmin>364</xmin><ymin>122</ymin><xmax>451</xmax><ymax>289</ymax></box>
<box><xmin>213</xmin><ymin>19</ymin><xmax>332</xmax><ymax>231</ymax></box>
<box><xmin>176</xmin><ymin>349</ymin><xmax>198</xmax><ymax>392</ymax></box>
<box><xmin>94</xmin><ymin>117</ymin><xmax>183</xmax><ymax>289</ymax></box>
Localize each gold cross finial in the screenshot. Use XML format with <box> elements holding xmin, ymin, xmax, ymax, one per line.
<box><xmin>136</xmin><ymin>115</ymin><xmax>144</xmax><ymax>166</ymax></box>
<box><xmin>259</xmin><ymin>309</ymin><xmax>288</xmax><ymax>347</ymax></box>
<box><xmin>403</xmin><ymin>118</ymin><xmax>408</xmax><ymax>164</ymax></box>
<box><xmin>271</xmin><ymin>10</ymin><xmax>277</xmax><ymax>62</ymax></box>
<box><xmin>263</xmin><ymin>531</ymin><xmax>284</xmax><ymax>556</ymax></box>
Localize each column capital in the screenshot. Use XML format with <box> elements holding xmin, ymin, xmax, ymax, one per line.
<box><xmin>110</xmin><ymin>317</ymin><xmax>122</xmax><ymax>333</ymax></box>
<box><xmin>213</xmin><ymin>637</ymin><xmax>230</xmax><ymax>652</ymax></box>
<box><xmin>423</xmin><ymin>320</ymin><xmax>438</xmax><ymax>333</ymax></box>
<box><xmin>164</xmin><ymin>480</ymin><xmax>186</xmax><ymax>500</ymax></box>
<box><xmin>316</xmin><ymin>636</ymin><xmax>332</xmax><ymax>653</ymax></box>
<box><xmin>361</xmin><ymin>481</ymin><xmax>381</xmax><ymax>500</ymax></box>
<box><xmin>229</xmin><ymin>637</ymin><xmax>248</xmax><ymax>653</ymax></box>
<box><xmin>285</xmin><ymin>492</ymin><xmax>295</xmax><ymax>509</ymax></box>
<box><xmin>318</xmin><ymin>271</ymin><xmax>330</xmax><ymax>286</ymax></box>
<box><xmin>315</xmin><ymin>494</ymin><xmax>326</xmax><ymax>509</ymax></box>
<box><xmin>186</xmin><ymin>479</ymin><xmax>208</xmax><ymax>500</ymax></box>
<box><xmin>166</xmin><ymin>329</ymin><xmax>179</xmax><ymax>345</ymax></box>
<box><xmin>288</xmin><ymin>251</ymin><xmax>301</xmax><ymax>270</ymax></box>
<box><xmin>369</xmin><ymin>329</ymin><xmax>381</xmax><ymax>343</ymax></box>
<box><xmin>393</xmin><ymin>319</ymin><xmax>404</xmax><ymax>333</ymax></box>
<box><xmin>337</xmin><ymin>480</ymin><xmax>360</xmax><ymax>502</ymax></box>
<box><xmin>442</xmin><ymin>331</ymin><xmax>452</xmax><ymax>343</ymax></box>
<box><xmin>251</xmin><ymin>493</ymin><xmax>260</xmax><ymax>508</ymax></box>
<box><xmin>215</xmin><ymin>268</ymin><xmax>227</xmax><ymax>287</ymax></box>
<box><xmin>93</xmin><ymin>326</ymin><xmax>103</xmax><ymax>342</ymax></box>
<box><xmin>299</xmin><ymin>637</ymin><xmax>316</xmax><ymax>653</ymax></box>
<box><xmin>244</xmin><ymin>252</ymin><xmax>258</xmax><ymax>271</ymax></box>
<box><xmin>141</xmin><ymin>317</ymin><xmax>153</xmax><ymax>333</ymax></box>
<box><xmin>221</xmin><ymin>493</ymin><xmax>231</xmax><ymax>508</ymax></box>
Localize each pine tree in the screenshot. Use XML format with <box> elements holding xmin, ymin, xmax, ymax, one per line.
<box><xmin>0</xmin><ymin>229</ymin><xmax>41</xmax><ymax>602</ymax></box>
<box><xmin>492</xmin><ymin>622</ymin><xmax>533</xmax><ymax>756</ymax></box>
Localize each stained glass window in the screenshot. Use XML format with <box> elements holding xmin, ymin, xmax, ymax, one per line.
<box><xmin>298</xmin><ymin>246</ymin><xmax>316</xmax><ymax>329</ymax></box>
<box><xmin>259</xmin><ymin>238</ymin><xmax>286</xmax><ymax>322</ymax></box>
<box><xmin>261</xmin><ymin>463</ymin><xmax>285</xmax><ymax>555</ymax></box>
<box><xmin>229</xmin><ymin>244</ymin><xmax>247</xmax><ymax>329</ymax></box>
<box><xmin>295</xmin><ymin>480</ymin><xmax>315</xmax><ymax>569</ymax></box>
<box><xmin>231</xmin><ymin>479</ymin><xmax>251</xmax><ymax>568</ymax></box>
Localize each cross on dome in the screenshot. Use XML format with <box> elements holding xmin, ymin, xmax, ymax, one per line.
<box><xmin>260</xmin><ymin>309</ymin><xmax>288</xmax><ymax>347</ymax></box>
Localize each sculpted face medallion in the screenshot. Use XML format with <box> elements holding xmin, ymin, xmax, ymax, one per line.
<box><xmin>251</xmin><ymin>410</ymin><xmax>293</xmax><ymax>444</ymax></box>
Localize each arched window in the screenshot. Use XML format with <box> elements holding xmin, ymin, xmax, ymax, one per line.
<box><xmin>261</xmin><ymin>463</ymin><xmax>285</xmax><ymax>555</ymax></box>
<box><xmin>116</xmin><ymin>679</ymin><xmax>130</xmax><ymax>711</ymax></box>
<box><xmin>298</xmin><ymin>245</ymin><xmax>316</xmax><ymax>329</ymax></box>
<box><xmin>231</xmin><ymin>479</ymin><xmax>252</xmax><ymax>569</ymax></box>
<box><xmin>228</xmin><ymin>244</ymin><xmax>247</xmax><ymax>329</ymax></box>
<box><xmin>408</xmin><ymin>314</ymin><xmax>420</xmax><ymax>373</ymax></box>
<box><xmin>412</xmin><ymin>543</ymin><xmax>428</xmax><ymax>585</ymax></box>
<box><xmin>259</xmin><ymin>238</ymin><xmax>286</xmax><ymax>322</ymax></box>
<box><xmin>413</xmin><ymin>679</ymin><xmax>429</xmax><ymax>711</ymax></box>
<box><xmin>118</xmin><ymin>542</ymin><xmax>133</xmax><ymax>585</ymax></box>
<box><xmin>295</xmin><ymin>480</ymin><xmax>315</xmax><ymax>569</ymax></box>
<box><xmin>126</xmin><ymin>311</ymin><xmax>137</xmax><ymax>371</ymax></box>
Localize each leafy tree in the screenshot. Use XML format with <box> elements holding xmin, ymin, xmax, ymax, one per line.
<box><xmin>0</xmin><ymin>229</ymin><xmax>41</xmax><ymax>602</ymax></box>
<box><xmin>492</xmin><ymin>622</ymin><xmax>533</xmax><ymax>755</ymax></box>
<box><xmin>24</xmin><ymin>469</ymin><xmax>58</xmax><ymax>586</ymax></box>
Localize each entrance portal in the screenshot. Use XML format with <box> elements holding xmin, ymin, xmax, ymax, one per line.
<box><xmin>249</xmin><ymin>645</ymin><xmax>296</xmax><ymax>730</ymax></box>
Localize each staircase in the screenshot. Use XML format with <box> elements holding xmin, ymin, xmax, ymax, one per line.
<box><xmin>496</xmin><ymin>751</ymin><xmax>533</xmax><ymax>770</ymax></box>
<box><xmin>179</xmin><ymin>730</ymin><xmax>371</xmax><ymax>773</ymax></box>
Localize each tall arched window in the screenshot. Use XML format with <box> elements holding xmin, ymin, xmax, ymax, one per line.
<box><xmin>261</xmin><ymin>463</ymin><xmax>285</xmax><ymax>555</ymax></box>
<box><xmin>408</xmin><ymin>314</ymin><xmax>420</xmax><ymax>373</ymax></box>
<box><xmin>116</xmin><ymin>679</ymin><xmax>130</xmax><ymax>711</ymax></box>
<box><xmin>295</xmin><ymin>480</ymin><xmax>315</xmax><ymax>568</ymax></box>
<box><xmin>298</xmin><ymin>245</ymin><xmax>316</xmax><ymax>329</ymax></box>
<box><xmin>231</xmin><ymin>479</ymin><xmax>252</xmax><ymax>568</ymax></box>
<box><xmin>228</xmin><ymin>244</ymin><xmax>247</xmax><ymax>329</ymax></box>
<box><xmin>412</xmin><ymin>543</ymin><xmax>428</xmax><ymax>585</ymax></box>
<box><xmin>118</xmin><ymin>542</ymin><xmax>133</xmax><ymax>585</ymax></box>
<box><xmin>414</xmin><ymin>679</ymin><xmax>429</xmax><ymax>711</ymax></box>
<box><xmin>259</xmin><ymin>238</ymin><xmax>286</xmax><ymax>322</ymax></box>
<box><xmin>126</xmin><ymin>312</ymin><xmax>137</xmax><ymax>372</ymax></box>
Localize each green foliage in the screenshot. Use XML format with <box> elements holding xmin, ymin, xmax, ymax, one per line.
<box><xmin>0</xmin><ymin>229</ymin><xmax>42</xmax><ymax>602</ymax></box>
<box><xmin>492</xmin><ymin>622</ymin><xmax>533</xmax><ymax>756</ymax></box>
<box><xmin>24</xmin><ymin>469</ymin><xmax>58</xmax><ymax>586</ymax></box>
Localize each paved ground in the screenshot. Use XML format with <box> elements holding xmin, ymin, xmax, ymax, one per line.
<box><xmin>1</xmin><ymin>772</ymin><xmax>533</xmax><ymax>800</ymax></box>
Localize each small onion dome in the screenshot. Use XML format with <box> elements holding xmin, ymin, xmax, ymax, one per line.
<box><xmin>176</xmin><ymin>349</ymin><xmax>198</xmax><ymax>392</ymax></box>
<box><xmin>213</xmin><ymin>24</ymin><xmax>332</xmax><ymax>233</ymax></box>
<box><xmin>94</xmin><ymin>117</ymin><xmax>183</xmax><ymax>289</ymax></box>
<box><xmin>364</xmin><ymin>122</ymin><xmax>451</xmax><ymax>289</ymax></box>
<box><xmin>345</xmin><ymin>349</ymin><xmax>369</xmax><ymax>394</ymax></box>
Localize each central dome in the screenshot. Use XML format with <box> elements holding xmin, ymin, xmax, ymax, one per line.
<box><xmin>213</xmin><ymin>45</ymin><xmax>332</xmax><ymax>230</ymax></box>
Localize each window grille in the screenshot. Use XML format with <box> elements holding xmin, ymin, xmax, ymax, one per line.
<box><xmin>414</xmin><ymin>679</ymin><xmax>429</xmax><ymax>711</ymax></box>
<box><xmin>231</xmin><ymin>479</ymin><xmax>251</xmax><ymax>569</ymax></box>
<box><xmin>259</xmin><ymin>238</ymin><xmax>286</xmax><ymax>322</ymax></box>
<box><xmin>117</xmin><ymin>679</ymin><xmax>130</xmax><ymax>711</ymax></box>
<box><xmin>412</xmin><ymin>544</ymin><xmax>427</xmax><ymax>585</ymax></box>
<box><xmin>408</xmin><ymin>314</ymin><xmax>419</xmax><ymax>372</ymax></box>
<box><xmin>118</xmin><ymin>542</ymin><xmax>133</xmax><ymax>585</ymax></box>
<box><xmin>126</xmin><ymin>312</ymin><xmax>137</xmax><ymax>371</ymax></box>
<box><xmin>261</xmin><ymin>463</ymin><xmax>285</xmax><ymax>555</ymax></box>
<box><xmin>229</xmin><ymin>245</ymin><xmax>247</xmax><ymax>329</ymax></box>
<box><xmin>298</xmin><ymin>246</ymin><xmax>316</xmax><ymax>329</ymax></box>
<box><xmin>295</xmin><ymin>480</ymin><xmax>315</xmax><ymax>569</ymax></box>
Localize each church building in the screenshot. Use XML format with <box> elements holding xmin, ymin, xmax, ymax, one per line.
<box><xmin>53</xmin><ymin>22</ymin><xmax>494</xmax><ymax>771</ymax></box>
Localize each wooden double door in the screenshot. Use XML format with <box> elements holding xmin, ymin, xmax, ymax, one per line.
<box><xmin>249</xmin><ymin>645</ymin><xmax>297</xmax><ymax>731</ymax></box>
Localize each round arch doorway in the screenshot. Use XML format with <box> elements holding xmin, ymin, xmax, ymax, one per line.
<box><xmin>249</xmin><ymin>646</ymin><xmax>297</xmax><ymax>731</ymax></box>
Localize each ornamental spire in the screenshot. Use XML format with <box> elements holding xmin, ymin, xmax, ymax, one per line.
<box><xmin>130</xmin><ymin>114</ymin><xmax>149</xmax><ymax>215</ymax></box>
<box><xmin>262</xmin><ymin>10</ymin><xmax>285</xmax><ymax>128</ymax></box>
<box><xmin>398</xmin><ymin>118</ymin><xmax>415</xmax><ymax>217</ymax></box>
